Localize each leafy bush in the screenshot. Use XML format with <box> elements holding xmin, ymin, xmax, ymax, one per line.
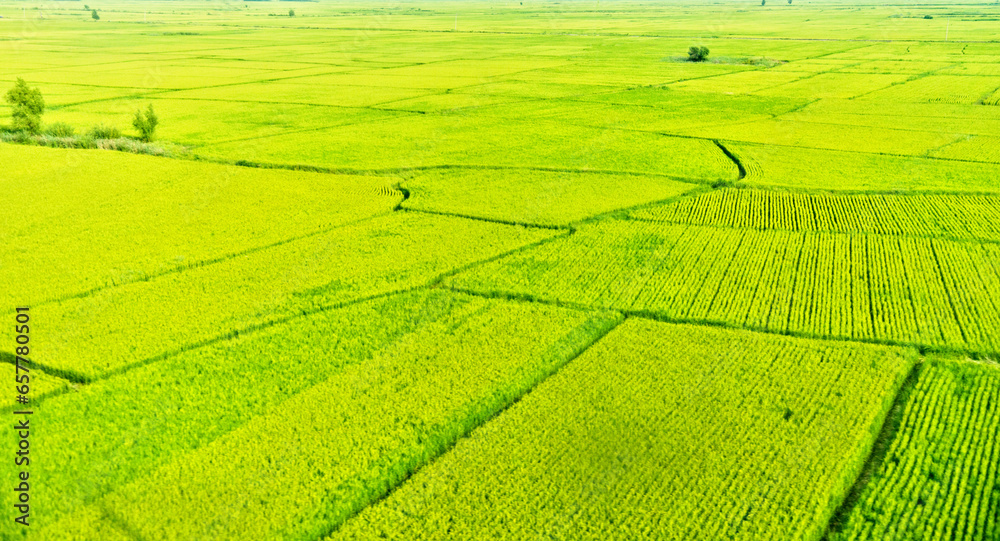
<box><xmin>687</xmin><ymin>45</ymin><xmax>710</xmax><ymax>62</ymax></box>
<box><xmin>44</xmin><ymin>122</ymin><xmax>76</xmax><ymax>137</ymax></box>
<box><xmin>131</xmin><ymin>104</ymin><xmax>158</xmax><ymax>142</ymax></box>
<box><xmin>4</xmin><ymin>78</ymin><xmax>45</xmax><ymax>134</ymax></box>
<box><xmin>91</xmin><ymin>8</ymin><xmax>99</xmax><ymax>20</ymax></box>
<box><xmin>88</xmin><ymin>124</ymin><xmax>122</xmax><ymax>139</ymax></box>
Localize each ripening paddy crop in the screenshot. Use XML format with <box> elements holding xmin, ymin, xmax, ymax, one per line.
<box><xmin>2</xmin><ymin>0</ymin><xmax>999</xmax><ymax>539</ymax></box>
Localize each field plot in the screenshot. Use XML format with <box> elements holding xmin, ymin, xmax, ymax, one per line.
<box><xmin>43</xmin><ymin>98</ymin><xmax>407</xmax><ymax>148</ymax></box>
<box><xmin>26</xmin><ymin>294</ymin><xmax>619</xmax><ymax>540</ymax></box>
<box><xmin>162</xmin><ymin>80</ymin><xmax>435</xmax><ymax>109</ymax></box>
<box><xmin>0</xmin><ymin>143</ymin><xmax>401</xmax><ymax>307</ymax></box>
<box><xmin>631</xmin><ymin>189</ymin><xmax>1000</xmax><ymax>242</ymax></box>
<box><xmin>831</xmin><ymin>358</ymin><xmax>1000</xmax><ymax>541</ymax></box>
<box><xmin>755</xmin><ymin>73</ymin><xmax>909</xmax><ymax>100</ymax></box>
<box><xmin>860</xmin><ymin>75</ymin><xmax>1000</xmax><ymax>105</ymax></box>
<box><xmin>503</xmin><ymin>61</ymin><xmax>748</xmax><ymax>87</ymax></box>
<box><xmin>36</xmin><ymin>212</ymin><xmax>556</xmax><ymax>380</ymax></box>
<box><xmin>786</xmin><ymin>99</ymin><xmax>1000</xmax><ymax>139</ymax></box>
<box><xmin>938</xmin><ymin>63</ymin><xmax>1000</xmax><ymax>77</ymax></box>
<box><xmin>375</xmin><ymin>92</ymin><xmax>532</xmax><ymax>113</ymax></box>
<box><xmin>447</xmin><ymin>220</ymin><xmax>1000</xmax><ymax>354</ymax></box>
<box><xmin>499</xmin><ymin>90</ymin><xmax>805</xmax><ymax>133</ymax></box>
<box><xmin>932</xmin><ymin>135</ymin><xmax>1000</xmax><ymax>164</ymax></box>
<box><xmin>372</xmin><ymin>58</ymin><xmax>570</xmax><ymax>80</ymax></box>
<box><xmin>667</xmin><ymin>70</ymin><xmax>812</xmax><ymax>94</ymax></box>
<box><xmin>450</xmin><ymin>80</ymin><xmax>617</xmax><ymax>99</ymax></box>
<box><xmin>791</xmin><ymin>95</ymin><xmax>1000</xmax><ymax>118</ymax></box>
<box><xmin>334</xmin><ymin>320</ymin><xmax>915</xmax><ymax>541</ymax></box>
<box><xmin>766</xmin><ymin>59</ymin><xmax>858</xmax><ymax>73</ymax></box>
<box><xmin>4</xmin><ymin>290</ymin><xmax>478</xmax><ymax>534</ymax></box>
<box><xmin>778</xmin><ymin>110</ymin><xmax>1000</xmax><ymax>146</ymax></box>
<box><xmin>196</xmin><ymin>115</ymin><xmax>739</xmax><ymax>178</ymax></box>
<box><xmin>678</xmin><ymin>119</ymin><xmax>962</xmax><ymax>156</ymax></box>
<box><xmin>401</xmin><ymin>169</ymin><xmax>700</xmax><ymax>226</ymax></box>
<box><xmin>726</xmin><ymin>142</ymin><xmax>1000</xmax><ymax>192</ymax></box>
<box><xmin>837</xmin><ymin>61</ymin><xmax>954</xmax><ymax>76</ymax></box>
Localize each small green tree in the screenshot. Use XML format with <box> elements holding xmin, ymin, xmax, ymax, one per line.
<box><xmin>4</xmin><ymin>78</ymin><xmax>45</xmax><ymax>134</ymax></box>
<box><xmin>687</xmin><ymin>46</ymin><xmax>710</xmax><ymax>62</ymax></box>
<box><xmin>288</xmin><ymin>8</ymin><xmax>295</xmax><ymax>16</ymax></box>
<box><xmin>761</xmin><ymin>0</ymin><xmax>766</xmax><ymax>5</ymax></box>
<box><xmin>91</xmin><ymin>9</ymin><xmax>99</xmax><ymax>20</ymax></box>
<box><xmin>132</xmin><ymin>103</ymin><xmax>158</xmax><ymax>142</ymax></box>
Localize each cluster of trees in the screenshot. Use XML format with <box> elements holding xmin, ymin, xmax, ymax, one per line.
<box><xmin>4</xmin><ymin>78</ymin><xmax>158</xmax><ymax>141</ymax></box>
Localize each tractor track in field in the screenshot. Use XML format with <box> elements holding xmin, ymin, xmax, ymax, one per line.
<box><xmin>714</xmin><ymin>140</ymin><xmax>746</xmax><ymax>180</ymax></box>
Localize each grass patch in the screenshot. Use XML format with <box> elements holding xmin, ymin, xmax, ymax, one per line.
<box><xmin>664</xmin><ymin>55</ymin><xmax>786</xmax><ymax>67</ymax></box>
<box><xmin>0</xmin><ymin>130</ymin><xmax>188</xmax><ymax>158</ymax></box>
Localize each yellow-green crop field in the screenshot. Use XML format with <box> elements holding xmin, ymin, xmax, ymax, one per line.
<box><xmin>1</xmin><ymin>0</ymin><xmax>999</xmax><ymax>539</ymax></box>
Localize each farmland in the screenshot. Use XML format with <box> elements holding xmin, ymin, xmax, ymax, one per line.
<box><xmin>2</xmin><ymin>0</ymin><xmax>1000</xmax><ymax>539</ymax></box>
<box><xmin>448</xmin><ymin>220</ymin><xmax>1000</xmax><ymax>354</ymax></box>
<box><xmin>829</xmin><ymin>358</ymin><xmax>1000</xmax><ymax>540</ymax></box>
<box><xmin>631</xmin><ymin>189</ymin><xmax>1000</xmax><ymax>242</ymax></box>
<box><xmin>334</xmin><ymin>321</ymin><xmax>916</xmax><ymax>540</ymax></box>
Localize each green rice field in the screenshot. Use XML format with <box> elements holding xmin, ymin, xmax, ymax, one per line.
<box><xmin>2</xmin><ymin>0</ymin><xmax>999</xmax><ymax>538</ymax></box>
